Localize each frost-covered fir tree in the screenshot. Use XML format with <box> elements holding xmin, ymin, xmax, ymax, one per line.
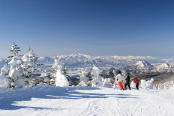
<box><xmin>61</xmin><ymin>65</ymin><xmax>72</xmax><ymax>85</ymax></box>
<box><xmin>50</xmin><ymin>59</ymin><xmax>69</xmax><ymax>87</ymax></box>
<box><xmin>140</xmin><ymin>78</ymin><xmax>154</xmax><ymax>90</ymax></box>
<box><xmin>79</xmin><ymin>69</ymin><xmax>89</xmax><ymax>86</ymax></box>
<box><xmin>55</xmin><ymin>67</ymin><xmax>69</xmax><ymax>87</ymax></box>
<box><xmin>90</xmin><ymin>66</ymin><xmax>103</xmax><ymax>87</ymax></box>
<box><xmin>21</xmin><ymin>48</ymin><xmax>40</xmax><ymax>87</ymax></box>
<box><xmin>0</xmin><ymin>42</ymin><xmax>25</xmax><ymax>88</ymax></box>
<box><xmin>9</xmin><ymin>42</ymin><xmax>21</xmax><ymax>58</ymax></box>
<box><xmin>103</xmin><ymin>78</ymin><xmax>112</xmax><ymax>87</ymax></box>
<box><xmin>8</xmin><ymin>56</ymin><xmax>25</xmax><ymax>88</ymax></box>
<box><xmin>85</xmin><ymin>68</ymin><xmax>93</xmax><ymax>86</ymax></box>
<box><xmin>0</xmin><ymin>64</ymin><xmax>10</xmax><ymax>88</ymax></box>
<box><xmin>0</xmin><ymin>43</ymin><xmax>46</xmax><ymax>88</ymax></box>
<box><xmin>22</xmin><ymin>48</ymin><xmax>38</xmax><ymax>77</ymax></box>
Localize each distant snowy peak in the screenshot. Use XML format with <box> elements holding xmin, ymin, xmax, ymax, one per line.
<box><xmin>68</xmin><ymin>53</ymin><xmax>91</xmax><ymax>59</ymax></box>
<box><xmin>155</xmin><ymin>63</ymin><xmax>171</xmax><ymax>70</ymax></box>
<box><xmin>37</xmin><ymin>57</ymin><xmax>54</xmax><ymax>65</ymax></box>
<box><xmin>112</xmin><ymin>56</ymin><xmax>154</xmax><ymax>60</ymax></box>
<box><xmin>160</xmin><ymin>63</ymin><xmax>170</xmax><ymax>68</ymax></box>
<box><xmin>55</xmin><ymin>54</ymin><xmax>157</xmax><ymax>61</ymax></box>
<box><xmin>35</xmin><ymin>54</ymin><xmax>174</xmax><ymax>69</ymax></box>
<box><xmin>1</xmin><ymin>54</ymin><xmax>174</xmax><ymax>70</ymax></box>
<box><xmin>55</xmin><ymin>54</ymin><xmax>94</xmax><ymax>66</ymax></box>
<box><xmin>136</xmin><ymin>60</ymin><xmax>152</xmax><ymax>69</ymax></box>
<box><xmin>56</xmin><ymin>54</ymin><xmax>156</xmax><ymax>61</ymax></box>
<box><xmin>56</xmin><ymin>54</ymin><xmax>92</xmax><ymax>61</ymax></box>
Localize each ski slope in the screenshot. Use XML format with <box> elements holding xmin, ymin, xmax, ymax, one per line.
<box><xmin>0</xmin><ymin>85</ymin><xmax>174</xmax><ymax>116</ymax></box>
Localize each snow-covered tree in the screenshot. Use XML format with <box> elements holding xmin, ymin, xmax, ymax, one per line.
<box><xmin>0</xmin><ymin>43</ymin><xmax>25</xmax><ymax>88</ymax></box>
<box><xmin>1</xmin><ymin>64</ymin><xmax>10</xmax><ymax>75</ymax></box>
<box><xmin>139</xmin><ymin>78</ymin><xmax>154</xmax><ymax>90</ymax></box>
<box><xmin>0</xmin><ymin>64</ymin><xmax>10</xmax><ymax>88</ymax></box>
<box><xmin>61</xmin><ymin>65</ymin><xmax>72</xmax><ymax>84</ymax></box>
<box><xmin>103</xmin><ymin>78</ymin><xmax>112</xmax><ymax>87</ymax></box>
<box><xmin>90</xmin><ymin>66</ymin><xmax>103</xmax><ymax>87</ymax></box>
<box><xmin>8</xmin><ymin>56</ymin><xmax>25</xmax><ymax>88</ymax></box>
<box><xmin>50</xmin><ymin>59</ymin><xmax>59</xmax><ymax>84</ymax></box>
<box><xmin>21</xmin><ymin>48</ymin><xmax>41</xmax><ymax>87</ymax></box>
<box><xmin>79</xmin><ymin>69</ymin><xmax>89</xmax><ymax>86</ymax></box>
<box><xmin>50</xmin><ymin>59</ymin><xmax>69</xmax><ymax>87</ymax></box>
<box><xmin>9</xmin><ymin>42</ymin><xmax>21</xmax><ymax>58</ymax></box>
<box><xmin>155</xmin><ymin>80</ymin><xmax>174</xmax><ymax>90</ymax></box>
<box><xmin>21</xmin><ymin>48</ymin><xmax>38</xmax><ymax>77</ymax></box>
<box><xmin>55</xmin><ymin>67</ymin><xmax>69</xmax><ymax>87</ymax></box>
<box><xmin>0</xmin><ymin>44</ymin><xmax>43</xmax><ymax>88</ymax></box>
<box><xmin>0</xmin><ymin>74</ymin><xmax>9</xmax><ymax>88</ymax></box>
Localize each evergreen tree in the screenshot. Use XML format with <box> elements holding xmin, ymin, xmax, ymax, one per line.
<box><xmin>86</xmin><ymin>68</ymin><xmax>93</xmax><ymax>86</ymax></box>
<box><xmin>0</xmin><ymin>42</ymin><xmax>25</xmax><ymax>88</ymax></box>
<box><xmin>8</xmin><ymin>56</ymin><xmax>25</xmax><ymax>88</ymax></box>
<box><xmin>21</xmin><ymin>48</ymin><xmax>41</xmax><ymax>87</ymax></box>
<box><xmin>50</xmin><ymin>59</ymin><xmax>59</xmax><ymax>84</ymax></box>
<box><xmin>51</xmin><ymin>59</ymin><xmax>69</xmax><ymax>86</ymax></box>
<box><xmin>9</xmin><ymin>42</ymin><xmax>21</xmax><ymax>58</ymax></box>
<box><xmin>0</xmin><ymin>64</ymin><xmax>10</xmax><ymax>88</ymax></box>
<box><xmin>90</xmin><ymin>65</ymin><xmax>103</xmax><ymax>87</ymax></box>
<box><xmin>22</xmin><ymin>48</ymin><xmax>38</xmax><ymax>77</ymax></box>
<box><xmin>79</xmin><ymin>69</ymin><xmax>89</xmax><ymax>86</ymax></box>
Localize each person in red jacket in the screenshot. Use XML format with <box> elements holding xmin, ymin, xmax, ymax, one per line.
<box><xmin>133</xmin><ymin>77</ymin><xmax>139</xmax><ymax>90</ymax></box>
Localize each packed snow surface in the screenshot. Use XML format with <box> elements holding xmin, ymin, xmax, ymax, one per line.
<box><xmin>0</xmin><ymin>85</ymin><xmax>174</xmax><ymax>116</ymax></box>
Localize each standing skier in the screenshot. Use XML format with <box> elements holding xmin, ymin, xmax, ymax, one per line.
<box><xmin>115</xmin><ymin>71</ymin><xmax>124</xmax><ymax>90</ymax></box>
<box><xmin>133</xmin><ymin>77</ymin><xmax>139</xmax><ymax>90</ymax></box>
<box><xmin>124</xmin><ymin>74</ymin><xmax>131</xmax><ymax>90</ymax></box>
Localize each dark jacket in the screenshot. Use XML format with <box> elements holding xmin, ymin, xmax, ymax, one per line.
<box><xmin>125</xmin><ymin>75</ymin><xmax>130</xmax><ymax>84</ymax></box>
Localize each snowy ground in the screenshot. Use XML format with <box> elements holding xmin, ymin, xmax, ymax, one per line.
<box><xmin>0</xmin><ymin>85</ymin><xmax>174</xmax><ymax>116</ymax></box>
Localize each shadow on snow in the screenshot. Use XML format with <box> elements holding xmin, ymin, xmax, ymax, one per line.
<box><xmin>0</xmin><ymin>85</ymin><xmax>138</xmax><ymax>110</ymax></box>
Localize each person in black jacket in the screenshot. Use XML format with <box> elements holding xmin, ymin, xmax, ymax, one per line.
<box><xmin>124</xmin><ymin>74</ymin><xmax>131</xmax><ymax>90</ymax></box>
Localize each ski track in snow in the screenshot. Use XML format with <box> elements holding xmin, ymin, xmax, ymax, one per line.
<box><xmin>0</xmin><ymin>86</ymin><xmax>174</xmax><ymax>116</ymax></box>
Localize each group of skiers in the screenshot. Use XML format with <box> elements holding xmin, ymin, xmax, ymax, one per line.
<box><xmin>114</xmin><ymin>70</ymin><xmax>139</xmax><ymax>90</ymax></box>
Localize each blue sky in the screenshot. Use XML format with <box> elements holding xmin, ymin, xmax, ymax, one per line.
<box><xmin>0</xmin><ymin>0</ymin><xmax>174</xmax><ymax>58</ymax></box>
